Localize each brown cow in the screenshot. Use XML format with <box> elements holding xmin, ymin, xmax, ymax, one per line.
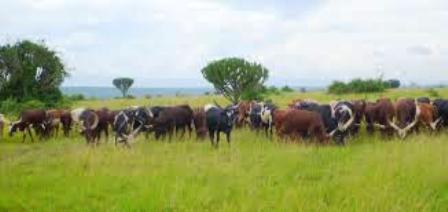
<box><xmin>235</xmin><ymin>101</ymin><xmax>252</xmax><ymax>127</ymax></box>
<box><xmin>364</xmin><ymin>98</ymin><xmax>400</xmax><ymax>137</ymax></box>
<box><xmin>79</xmin><ymin>109</ymin><xmax>100</xmax><ymax>145</ymax></box>
<box><xmin>193</xmin><ymin>108</ymin><xmax>207</xmax><ymax>139</ymax></box>
<box><xmin>95</xmin><ymin>108</ymin><xmax>111</xmax><ymax>142</ymax></box>
<box><xmin>417</xmin><ymin>103</ymin><xmax>440</xmax><ymax>130</ymax></box>
<box><xmin>9</xmin><ymin>109</ymin><xmax>47</xmax><ymax>142</ymax></box>
<box><xmin>276</xmin><ymin>109</ymin><xmax>328</xmax><ymax>143</ymax></box>
<box><xmin>46</xmin><ymin>109</ymin><xmax>65</xmax><ymax>137</ymax></box>
<box><xmin>394</xmin><ymin>98</ymin><xmax>421</xmax><ymax>138</ymax></box>
<box><xmin>350</xmin><ymin>100</ymin><xmax>366</xmax><ymax>136</ymax></box>
<box><xmin>60</xmin><ymin>110</ymin><xmax>72</xmax><ymax>137</ymax></box>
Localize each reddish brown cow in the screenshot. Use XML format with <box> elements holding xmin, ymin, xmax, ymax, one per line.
<box><xmin>364</xmin><ymin>98</ymin><xmax>399</xmax><ymax>137</ymax></box>
<box><xmin>393</xmin><ymin>98</ymin><xmax>421</xmax><ymax>138</ymax></box>
<box><xmin>417</xmin><ymin>103</ymin><xmax>440</xmax><ymax>130</ymax></box>
<box><xmin>60</xmin><ymin>110</ymin><xmax>72</xmax><ymax>137</ymax></box>
<box><xmin>193</xmin><ymin>108</ymin><xmax>207</xmax><ymax>139</ymax></box>
<box><xmin>95</xmin><ymin>108</ymin><xmax>111</xmax><ymax>142</ymax></box>
<box><xmin>276</xmin><ymin>109</ymin><xmax>328</xmax><ymax>143</ymax></box>
<box><xmin>350</xmin><ymin>100</ymin><xmax>366</xmax><ymax>136</ymax></box>
<box><xmin>79</xmin><ymin>109</ymin><xmax>100</xmax><ymax>144</ymax></box>
<box><xmin>46</xmin><ymin>109</ymin><xmax>65</xmax><ymax>137</ymax></box>
<box><xmin>235</xmin><ymin>101</ymin><xmax>252</xmax><ymax>127</ymax></box>
<box><xmin>9</xmin><ymin>109</ymin><xmax>47</xmax><ymax>142</ymax></box>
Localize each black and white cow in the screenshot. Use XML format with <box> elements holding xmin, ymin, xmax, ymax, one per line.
<box><xmin>205</xmin><ymin>104</ymin><xmax>238</xmax><ymax>148</ymax></box>
<box><xmin>113</xmin><ymin>108</ymin><xmax>144</xmax><ymax>147</ymax></box>
<box><xmin>259</xmin><ymin>103</ymin><xmax>277</xmax><ymax>137</ymax></box>
<box><xmin>297</xmin><ymin>101</ymin><xmax>355</xmax><ymax>145</ymax></box>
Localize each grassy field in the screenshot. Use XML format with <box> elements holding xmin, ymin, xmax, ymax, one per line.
<box><xmin>1</xmin><ymin>88</ymin><xmax>448</xmax><ymax>211</ymax></box>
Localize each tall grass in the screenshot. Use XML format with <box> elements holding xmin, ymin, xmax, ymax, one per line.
<box><xmin>1</xmin><ymin>88</ymin><xmax>448</xmax><ymax>211</ymax></box>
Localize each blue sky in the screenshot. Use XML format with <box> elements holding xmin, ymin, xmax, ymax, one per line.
<box><xmin>1</xmin><ymin>0</ymin><xmax>447</xmax><ymax>87</ymax></box>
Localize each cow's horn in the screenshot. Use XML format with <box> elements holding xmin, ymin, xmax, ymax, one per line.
<box><xmin>400</xmin><ymin>103</ymin><xmax>421</xmax><ymax>137</ymax></box>
<box><xmin>430</xmin><ymin>117</ymin><xmax>442</xmax><ymax>130</ymax></box>
<box><xmin>90</xmin><ymin>113</ymin><xmax>99</xmax><ymax>130</ymax></box>
<box><xmin>339</xmin><ymin>106</ymin><xmax>355</xmax><ymax>131</ymax></box>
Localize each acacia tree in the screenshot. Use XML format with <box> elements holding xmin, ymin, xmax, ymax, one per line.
<box><xmin>201</xmin><ymin>57</ymin><xmax>269</xmax><ymax>103</ymax></box>
<box><xmin>113</xmin><ymin>77</ymin><xmax>134</xmax><ymax>97</ymax></box>
<box><xmin>0</xmin><ymin>40</ymin><xmax>68</xmax><ymax>105</ymax></box>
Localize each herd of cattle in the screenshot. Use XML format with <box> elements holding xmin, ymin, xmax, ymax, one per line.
<box><xmin>3</xmin><ymin>97</ymin><xmax>448</xmax><ymax>147</ymax></box>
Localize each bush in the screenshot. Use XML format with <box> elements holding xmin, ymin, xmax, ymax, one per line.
<box><xmin>0</xmin><ymin>98</ymin><xmax>20</xmax><ymax>115</ymax></box>
<box><xmin>328</xmin><ymin>78</ymin><xmax>387</xmax><ymax>94</ymax></box>
<box><xmin>65</xmin><ymin>94</ymin><xmax>85</xmax><ymax>101</ymax></box>
<box><xmin>281</xmin><ymin>86</ymin><xmax>294</xmax><ymax>92</ymax></box>
<box><xmin>426</xmin><ymin>88</ymin><xmax>440</xmax><ymax>98</ymax></box>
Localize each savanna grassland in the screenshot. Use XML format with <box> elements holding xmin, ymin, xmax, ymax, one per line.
<box><xmin>1</xmin><ymin>88</ymin><xmax>448</xmax><ymax>211</ymax></box>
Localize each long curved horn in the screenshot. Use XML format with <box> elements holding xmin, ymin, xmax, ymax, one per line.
<box><xmin>338</xmin><ymin>105</ymin><xmax>355</xmax><ymax>131</ymax></box>
<box><xmin>328</xmin><ymin>129</ymin><xmax>337</xmax><ymax>137</ymax></box>
<box><xmin>430</xmin><ymin>117</ymin><xmax>442</xmax><ymax>130</ymax></box>
<box><xmin>400</xmin><ymin>103</ymin><xmax>421</xmax><ymax>137</ymax></box>
<box><xmin>373</xmin><ymin>123</ymin><xmax>386</xmax><ymax>129</ymax></box>
<box><xmin>388</xmin><ymin>119</ymin><xmax>404</xmax><ymax>136</ymax></box>
<box><xmin>90</xmin><ymin>112</ymin><xmax>99</xmax><ymax>130</ymax></box>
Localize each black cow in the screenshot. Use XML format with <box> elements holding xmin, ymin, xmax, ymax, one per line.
<box><xmin>205</xmin><ymin>104</ymin><xmax>238</xmax><ymax>148</ymax></box>
<box><xmin>248</xmin><ymin>102</ymin><xmax>263</xmax><ymax>130</ymax></box>
<box><xmin>433</xmin><ymin>99</ymin><xmax>448</xmax><ymax>129</ymax></box>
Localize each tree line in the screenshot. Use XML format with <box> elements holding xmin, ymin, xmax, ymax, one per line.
<box><xmin>1</xmin><ymin>40</ymin><xmax>405</xmax><ymax>112</ymax></box>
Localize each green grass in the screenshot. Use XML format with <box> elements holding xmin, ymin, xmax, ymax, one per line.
<box><xmin>1</xmin><ymin>88</ymin><xmax>448</xmax><ymax>211</ymax></box>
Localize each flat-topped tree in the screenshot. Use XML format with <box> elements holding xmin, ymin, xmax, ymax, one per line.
<box><xmin>113</xmin><ymin>77</ymin><xmax>134</xmax><ymax>98</ymax></box>
<box><xmin>201</xmin><ymin>57</ymin><xmax>269</xmax><ymax>104</ymax></box>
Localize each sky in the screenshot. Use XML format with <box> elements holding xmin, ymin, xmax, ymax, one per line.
<box><xmin>1</xmin><ymin>0</ymin><xmax>447</xmax><ymax>87</ymax></box>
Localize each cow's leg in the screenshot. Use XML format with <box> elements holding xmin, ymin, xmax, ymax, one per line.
<box><xmin>105</xmin><ymin>127</ymin><xmax>109</xmax><ymax>142</ymax></box>
<box><xmin>27</xmin><ymin>126</ymin><xmax>34</xmax><ymax>142</ymax></box>
<box><xmin>226</xmin><ymin>131</ymin><xmax>231</xmax><ymax>146</ymax></box>
<box><xmin>209</xmin><ymin>130</ymin><xmax>215</xmax><ymax>147</ymax></box>
<box><xmin>216</xmin><ymin>131</ymin><xmax>220</xmax><ymax>148</ymax></box>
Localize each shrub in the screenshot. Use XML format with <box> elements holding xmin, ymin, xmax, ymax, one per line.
<box><xmin>281</xmin><ymin>86</ymin><xmax>294</xmax><ymax>92</ymax></box>
<box><xmin>426</xmin><ymin>88</ymin><xmax>440</xmax><ymax>98</ymax></box>
<box><xmin>328</xmin><ymin>78</ymin><xmax>386</xmax><ymax>94</ymax></box>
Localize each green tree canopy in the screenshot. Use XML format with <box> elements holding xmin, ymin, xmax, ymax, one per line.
<box><xmin>201</xmin><ymin>57</ymin><xmax>269</xmax><ymax>103</ymax></box>
<box><xmin>113</xmin><ymin>77</ymin><xmax>134</xmax><ymax>97</ymax></box>
<box><xmin>0</xmin><ymin>40</ymin><xmax>68</xmax><ymax>105</ymax></box>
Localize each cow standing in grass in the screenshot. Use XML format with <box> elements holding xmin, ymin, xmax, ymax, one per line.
<box><xmin>205</xmin><ymin>104</ymin><xmax>237</xmax><ymax>148</ymax></box>
<box><xmin>276</xmin><ymin>109</ymin><xmax>328</xmax><ymax>143</ymax></box>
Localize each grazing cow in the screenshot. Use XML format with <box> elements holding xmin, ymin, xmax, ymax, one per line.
<box><xmin>71</xmin><ymin>108</ymin><xmax>86</xmax><ymax>123</ymax></box>
<box><xmin>416</xmin><ymin>103</ymin><xmax>440</xmax><ymax>130</ymax></box>
<box><xmin>113</xmin><ymin>109</ymin><xmax>141</xmax><ymax>147</ymax></box>
<box><xmin>94</xmin><ymin>108</ymin><xmax>111</xmax><ymax>142</ymax></box>
<box><xmin>296</xmin><ymin>101</ymin><xmax>354</xmax><ymax>145</ymax></box>
<box><xmin>364</xmin><ymin>98</ymin><xmax>403</xmax><ymax>137</ymax></box>
<box><xmin>393</xmin><ymin>99</ymin><xmax>421</xmax><ymax>138</ymax></box>
<box><xmin>79</xmin><ymin>109</ymin><xmax>100</xmax><ymax>145</ymax></box>
<box><xmin>149</xmin><ymin>105</ymin><xmax>193</xmax><ymax>140</ymax></box>
<box><xmin>350</xmin><ymin>100</ymin><xmax>366</xmax><ymax>136</ymax></box>
<box><xmin>45</xmin><ymin>109</ymin><xmax>65</xmax><ymax>137</ymax></box>
<box><xmin>276</xmin><ymin>109</ymin><xmax>328</xmax><ymax>143</ymax></box>
<box><xmin>205</xmin><ymin>104</ymin><xmax>237</xmax><ymax>148</ymax></box>
<box><xmin>417</xmin><ymin>97</ymin><xmax>431</xmax><ymax>104</ymax></box>
<box><xmin>432</xmin><ymin>99</ymin><xmax>448</xmax><ymax>129</ymax></box>
<box><xmin>60</xmin><ymin>110</ymin><xmax>72</xmax><ymax>137</ymax></box>
<box><xmin>193</xmin><ymin>108</ymin><xmax>207</xmax><ymax>139</ymax></box>
<box><xmin>9</xmin><ymin>109</ymin><xmax>47</xmax><ymax>142</ymax></box>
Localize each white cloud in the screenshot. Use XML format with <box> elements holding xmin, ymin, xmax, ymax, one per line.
<box><xmin>0</xmin><ymin>0</ymin><xmax>447</xmax><ymax>87</ymax></box>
